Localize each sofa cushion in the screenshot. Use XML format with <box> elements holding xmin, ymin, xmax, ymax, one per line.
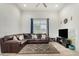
<box><xmin>41</xmin><ymin>38</ymin><xmax>46</xmax><ymax>40</ymax></box>
<box><xmin>23</xmin><ymin>33</ymin><xmax>32</xmax><ymax>39</ymax></box>
<box><xmin>34</xmin><ymin>38</ymin><xmax>41</xmax><ymax>40</ymax></box>
<box><xmin>37</xmin><ymin>34</ymin><xmax>42</xmax><ymax>39</ymax></box>
<box><xmin>5</xmin><ymin>40</ymin><xmax>20</xmax><ymax>44</ymax></box>
<box><xmin>4</xmin><ymin>35</ymin><xmax>13</xmax><ymax>41</ymax></box>
<box><xmin>20</xmin><ymin>40</ymin><xmax>27</xmax><ymax>44</ymax></box>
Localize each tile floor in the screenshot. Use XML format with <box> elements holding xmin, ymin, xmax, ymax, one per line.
<box><xmin>0</xmin><ymin>42</ymin><xmax>79</xmax><ymax>56</ymax></box>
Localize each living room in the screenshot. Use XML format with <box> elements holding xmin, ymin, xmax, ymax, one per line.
<box><xmin>0</xmin><ymin>3</ymin><xmax>79</xmax><ymax>56</ymax></box>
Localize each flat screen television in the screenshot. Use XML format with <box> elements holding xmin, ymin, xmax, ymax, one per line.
<box><xmin>59</xmin><ymin>29</ymin><xmax>68</xmax><ymax>38</ymax></box>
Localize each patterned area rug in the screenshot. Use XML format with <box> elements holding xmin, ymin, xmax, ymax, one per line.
<box><xmin>19</xmin><ymin>44</ymin><xmax>60</xmax><ymax>54</ymax></box>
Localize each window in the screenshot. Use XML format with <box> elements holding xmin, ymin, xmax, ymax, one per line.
<box><xmin>33</xmin><ymin>19</ymin><xmax>47</xmax><ymax>33</ymax></box>
<box><xmin>31</xmin><ymin>18</ymin><xmax>49</xmax><ymax>35</ymax></box>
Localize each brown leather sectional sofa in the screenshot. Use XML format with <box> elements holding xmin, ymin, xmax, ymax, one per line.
<box><xmin>1</xmin><ymin>33</ymin><xmax>49</xmax><ymax>53</ymax></box>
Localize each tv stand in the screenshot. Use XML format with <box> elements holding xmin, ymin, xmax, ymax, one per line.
<box><xmin>56</xmin><ymin>37</ymin><xmax>71</xmax><ymax>48</ymax></box>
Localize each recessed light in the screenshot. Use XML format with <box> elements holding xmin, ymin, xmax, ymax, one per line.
<box><xmin>24</xmin><ymin>4</ymin><xmax>27</xmax><ymax>7</ymax></box>
<box><xmin>56</xmin><ymin>4</ymin><xmax>58</xmax><ymax>7</ymax></box>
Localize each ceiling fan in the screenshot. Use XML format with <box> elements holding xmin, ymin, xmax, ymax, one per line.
<box><xmin>36</xmin><ymin>3</ymin><xmax>47</xmax><ymax>8</ymax></box>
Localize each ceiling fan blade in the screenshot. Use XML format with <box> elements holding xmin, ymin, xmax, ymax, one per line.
<box><xmin>36</xmin><ymin>3</ymin><xmax>40</xmax><ymax>7</ymax></box>
<box><xmin>43</xmin><ymin>3</ymin><xmax>47</xmax><ymax>8</ymax></box>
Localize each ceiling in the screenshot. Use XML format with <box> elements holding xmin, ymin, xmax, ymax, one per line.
<box><xmin>16</xmin><ymin>3</ymin><xmax>70</xmax><ymax>12</ymax></box>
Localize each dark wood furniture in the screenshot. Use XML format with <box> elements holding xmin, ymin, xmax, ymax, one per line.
<box><xmin>56</xmin><ymin>37</ymin><xmax>72</xmax><ymax>48</ymax></box>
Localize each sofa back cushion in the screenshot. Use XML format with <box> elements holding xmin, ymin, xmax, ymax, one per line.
<box><xmin>4</xmin><ymin>35</ymin><xmax>13</xmax><ymax>41</ymax></box>
<box><xmin>23</xmin><ymin>33</ymin><xmax>32</xmax><ymax>39</ymax></box>
<box><xmin>36</xmin><ymin>34</ymin><xmax>42</xmax><ymax>39</ymax></box>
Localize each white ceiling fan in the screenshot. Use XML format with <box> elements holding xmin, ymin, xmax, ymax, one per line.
<box><xmin>36</xmin><ymin>3</ymin><xmax>47</xmax><ymax>8</ymax></box>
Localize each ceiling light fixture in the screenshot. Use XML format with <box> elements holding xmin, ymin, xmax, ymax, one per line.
<box><xmin>36</xmin><ymin>3</ymin><xmax>47</xmax><ymax>8</ymax></box>
<box><xmin>55</xmin><ymin>4</ymin><xmax>58</xmax><ymax>7</ymax></box>
<box><xmin>24</xmin><ymin>4</ymin><xmax>27</xmax><ymax>7</ymax></box>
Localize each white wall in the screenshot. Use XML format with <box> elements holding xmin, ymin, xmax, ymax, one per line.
<box><xmin>0</xmin><ymin>4</ymin><xmax>21</xmax><ymax>37</ymax></box>
<box><xmin>59</xmin><ymin>4</ymin><xmax>79</xmax><ymax>52</ymax></box>
<box><xmin>20</xmin><ymin>11</ymin><xmax>60</xmax><ymax>37</ymax></box>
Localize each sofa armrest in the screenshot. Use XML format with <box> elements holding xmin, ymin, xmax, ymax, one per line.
<box><xmin>1</xmin><ymin>40</ymin><xmax>21</xmax><ymax>53</ymax></box>
<box><xmin>45</xmin><ymin>36</ymin><xmax>50</xmax><ymax>40</ymax></box>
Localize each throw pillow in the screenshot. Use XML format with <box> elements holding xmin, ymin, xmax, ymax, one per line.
<box><xmin>32</xmin><ymin>34</ymin><xmax>37</xmax><ymax>39</ymax></box>
<box><xmin>13</xmin><ymin>36</ymin><xmax>18</xmax><ymax>41</ymax></box>
<box><xmin>41</xmin><ymin>35</ymin><xmax>46</xmax><ymax>39</ymax></box>
<box><xmin>18</xmin><ymin>35</ymin><xmax>24</xmax><ymax>40</ymax></box>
